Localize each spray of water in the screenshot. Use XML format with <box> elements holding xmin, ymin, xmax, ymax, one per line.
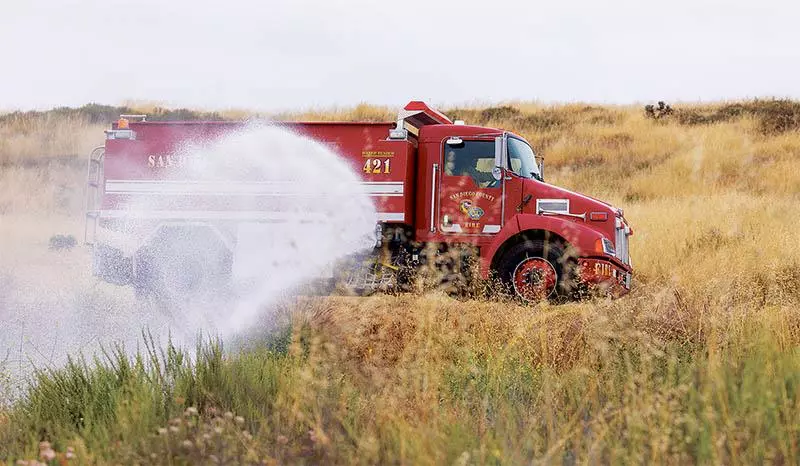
<box><xmin>182</xmin><ymin>123</ymin><xmax>376</xmax><ymax>334</ymax></box>
<box><xmin>0</xmin><ymin>124</ymin><xmax>378</xmax><ymax>398</ymax></box>
<box><xmin>119</xmin><ymin>123</ymin><xmax>378</xmax><ymax>335</ymax></box>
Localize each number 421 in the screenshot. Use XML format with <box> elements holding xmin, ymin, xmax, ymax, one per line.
<box><xmin>363</xmin><ymin>158</ymin><xmax>391</xmax><ymax>174</ymax></box>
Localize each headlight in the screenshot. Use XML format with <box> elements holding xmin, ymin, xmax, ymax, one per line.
<box><xmin>601</xmin><ymin>238</ymin><xmax>616</xmax><ymax>256</ymax></box>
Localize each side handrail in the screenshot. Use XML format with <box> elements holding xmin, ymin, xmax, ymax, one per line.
<box><xmin>84</xmin><ymin>146</ymin><xmax>105</xmax><ymax>245</ymax></box>
<box><xmin>429</xmin><ymin>163</ymin><xmax>438</xmax><ymax>233</ymax></box>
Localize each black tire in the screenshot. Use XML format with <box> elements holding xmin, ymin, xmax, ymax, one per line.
<box><xmin>495</xmin><ymin>239</ymin><xmax>577</xmax><ymax>303</ymax></box>
<box><xmin>389</xmin><ymin>247</ymin><xmax>416</xmax><ymax>294</ymax></box>
<box><xmin>134</xmin><ymin>246</ymin><xmax>232</xmax><ymax>308</ymax></box>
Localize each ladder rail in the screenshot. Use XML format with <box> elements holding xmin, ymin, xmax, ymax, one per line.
<box><xmin>84</xmin><ymin>146</ymin><xmax>105</xmax><ymax>245</ymax></box>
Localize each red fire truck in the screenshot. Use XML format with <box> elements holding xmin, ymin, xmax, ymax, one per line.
<box><xmin>85</xmin><ymin>101</ymin><xmax>632</xmax><ymax>302</ymax></box>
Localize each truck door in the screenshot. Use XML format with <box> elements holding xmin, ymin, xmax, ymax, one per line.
<box><xmin>437</xmin><ymin>138</ymin><xmax>505</xmax><ymax>235</ymax></box>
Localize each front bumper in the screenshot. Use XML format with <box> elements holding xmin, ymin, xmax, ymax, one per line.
<box><xmin>577</xmin><ymin>258</ymin><xmax>631</xmax><ymax>297</ymax></box>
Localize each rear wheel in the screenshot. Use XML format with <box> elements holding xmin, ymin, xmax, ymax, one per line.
<box><xmin>496</xmin><ymin>239</ymin><xmax>576</xmax><ymax>303</ymax></box>
<box><xmin>134</xmin><ymin>245</ymin><xmax>232</xmax><ymax>310</ymax></box>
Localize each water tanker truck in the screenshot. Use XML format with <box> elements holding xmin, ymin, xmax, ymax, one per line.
<box><xmin>85</xmin><ymin>101</ymin><xmax>632</xmax><ymax>302</ymax></box>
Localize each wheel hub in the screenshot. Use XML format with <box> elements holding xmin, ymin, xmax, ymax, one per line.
<box><xmin>164</xmin><ymin>256</ymin><xmax>205</xmax><ymax>296</ymax></box>
<box><xmin>512</xmin><ymin>257</ymin><xmax>557</xmax><ymax>301</ymax></box>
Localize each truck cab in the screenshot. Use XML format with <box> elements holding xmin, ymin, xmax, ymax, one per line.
<box><xmin>401</xmin><ymin>110</ymin><xmax>632</xmax><ymax>300</ymax></box>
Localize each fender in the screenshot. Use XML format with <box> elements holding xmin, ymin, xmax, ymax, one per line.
<box><xmin>479</xmin><ymin>213</ymin><xmax>607</xmax><ymax>278</ymax></box>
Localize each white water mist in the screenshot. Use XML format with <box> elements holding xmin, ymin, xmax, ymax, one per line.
<box><xmin>124</xmin><ymin>123</ymin><xmax>378</xmax><ymax>336</ymax></box>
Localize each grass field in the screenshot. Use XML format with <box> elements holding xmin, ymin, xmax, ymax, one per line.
<box><xmin>1</xmin><ymin>100</ymin><xmax>800</xmax><ymax>464</ymax></box>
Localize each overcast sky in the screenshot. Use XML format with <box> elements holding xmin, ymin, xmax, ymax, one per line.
<box><xmin>1</xmin><ymin>0</ymin><xmax>798</xmax><ymax>111</ymax></box>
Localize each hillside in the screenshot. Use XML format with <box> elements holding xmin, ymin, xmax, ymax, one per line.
<box><xmin>1</xmin><ymin>100</ymin><xmax>800</xmax><ymax>464</ymax></box>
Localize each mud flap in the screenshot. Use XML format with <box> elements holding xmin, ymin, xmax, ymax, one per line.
<box><xmin>92</xmin><ymin>243</ymin><xmax>132</xmax><ymax>286</ymax></box>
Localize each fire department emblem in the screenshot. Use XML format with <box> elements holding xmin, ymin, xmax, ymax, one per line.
<box><xmin>459</xmin><ymin>200</ymin><xmax>484</xmax><ymax>220</ymax></box>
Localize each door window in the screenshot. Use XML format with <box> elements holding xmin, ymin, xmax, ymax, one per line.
<box><xmin>443</xmin><ymin>140</ymin><xmax>498</xmax><ymax>188</ymax></box>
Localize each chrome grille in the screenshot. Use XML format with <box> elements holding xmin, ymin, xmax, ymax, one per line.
<box><xmin>615</xmin><ymin>221</ymin><xmax>630</xmax><ymax>265</ymax></box>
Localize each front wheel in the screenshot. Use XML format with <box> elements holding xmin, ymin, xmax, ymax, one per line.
<box><xmin>496</xmin><ymin>239</ymin><xmax>576</xmax><ymax>303</ymax></box>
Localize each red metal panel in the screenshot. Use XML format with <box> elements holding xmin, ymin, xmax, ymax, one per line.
<box><xmin>403</xmin><ymin>101</ymin><xmax>453</xmax><ymax>125</ymax></box>
<box><xmin>102</xmin><ymin>121</ymin><xmax>415</xmax><ymax>223</ymax></box>
<box><xmin>289</xmin><ymin>123</ymin><xmax>412</xmax><ymax>223</ymax></box>
<box><xmin>413</xmin><ymin>125</ymin><xmax>505</xmax><ymax>246</ymax></box>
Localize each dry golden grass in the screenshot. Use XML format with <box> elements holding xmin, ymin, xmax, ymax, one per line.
<box><xmin>300</xmin><ymin>293</ymin><xmax>800</xmax><ymax>463</ymax></box>
<box><xmin>118</xmin><ymin>99</ymin><xmax>257</xmax><ymax>121</ymax></box>
<box><xmin>273</xmin><ymin>103</ymin><xmax>395</xmax><ymax>122</ymax></box>
<box><xmin>1</xmin><ymin>99</ymin><xmax>800</xmax><ymax>464</ymax></box>
<box><xmin>0</xmin><ymin>102</ymin><xmax>256</xmax><ymax>165</ymax></box>
<box><xmin>0</xmin><ymin>115</ymin><xmax>104</xmax><ymax>165</ymax></box>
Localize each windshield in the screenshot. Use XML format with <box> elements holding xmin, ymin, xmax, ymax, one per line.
<box><xmin>507</xmin><ymin>137</ymin><xmax>541</xmax><ymax>181</ymax></box>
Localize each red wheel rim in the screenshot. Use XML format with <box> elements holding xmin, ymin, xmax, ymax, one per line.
<box><xmin>512</xmin><ymin>257</ymin><xmax>557</xmax><ymax>301</ymax></box>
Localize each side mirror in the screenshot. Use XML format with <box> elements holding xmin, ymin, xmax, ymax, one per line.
<box><xmin>494</xmin><ymin>133</ymin><xmax>508</xmax><ymax>180</ymax></box>
<box><xmin>492</xmin><ymin>166</ymin><xmax>502</xmax><ymax>181</ymax></box>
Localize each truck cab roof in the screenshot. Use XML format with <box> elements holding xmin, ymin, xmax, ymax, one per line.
<box><xmin>418</xmin><ymin>123</ymin><xmax>505</xmax><ymax>142</ymax></box>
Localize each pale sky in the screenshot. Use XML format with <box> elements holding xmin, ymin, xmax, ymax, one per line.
<box><xmin>1</xmin><ymin>0</ymin><xmax>798</xmax><ymax>111</ymax></box>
